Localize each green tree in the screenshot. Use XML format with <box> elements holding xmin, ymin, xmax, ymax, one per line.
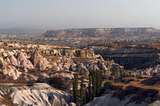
<box><xmin>80</xmin><ymin>77</ymin><xmax>84</xmax><ymax>105</ymax></box>
<box><xmin>91</xmin><ymin>70</ymin><xmax>96</xmax><ymax>98</ymax></box>
<box><xmin>96</xmin><ymin>69</ymin><xmax>102</xmax><ymax>96</ymax></box>
<box><xmin>85</xmin><ymin>90</ymin><xmax>89</xmax><ymax>103</ymax></box>
<box><xmin>88</xmin><ymin>75</ymin><xmax>92</xmax><ymax>101</ymax></box>
<box><xmin>73</xmin><ymin>73</ymin><xmax>78</xmax><ymax>104</ymax></box>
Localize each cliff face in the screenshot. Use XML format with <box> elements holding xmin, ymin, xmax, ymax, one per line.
<box><xmin>94</xmin><ymin>47</ymin><xmax>159</xmax><ymax>70</ymax></box>
<box><xmin>40</xmin><ymin>48</ymin><xmax>96</xmax><ymax>58</ymax></box>
<box><xmin>42</xmin><ymin>27</ymin><xmax>160</xmax><ymax>38</ymax></box>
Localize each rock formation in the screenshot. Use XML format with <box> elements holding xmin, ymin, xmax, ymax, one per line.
<box><xmin>0</xmin><ymin>83</ymin><xmax>74</xmax><ymax>106</ymax></box>
<box><xmin>42</xmin><ymin>28</ymin><xmax>160</xmax><ymax>38</ymax></box>
<box><xmin>30</xmin><ymin>50</ymin><xmax>50</xmax><ymax>70</ymax></box>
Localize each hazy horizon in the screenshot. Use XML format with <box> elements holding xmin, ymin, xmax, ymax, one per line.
<box><xmin>1</xmin><ymin>0</ymin><xmax>160</xmax><ymax>30</ymax></box>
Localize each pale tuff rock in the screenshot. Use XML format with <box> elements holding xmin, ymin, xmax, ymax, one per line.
<box><xmin>98</xmin><ymin>61</ymin><xmax>108</xmax><ymax>70</ymax></box>
<box><xmin>57</xmin><ymin>64</ymin><xmax>64</xmax><ymax>70</ymax></box>
<box><xmin>17</xmin><ymin>52</ymin><xmax>28</xmax><ymax>64</ymax></box>
<box><xmin>96</xmin><ymin>55</ymin><xmax>105</xmax><ymax>61</ymax></box>
<box><xmin>9</xmin><ymin>55</ymin><xmax>17</xmax><ymax>66</ymax></box>
<box><xmin>24</xmin><ymin>73</ymin><xmax>38</xmax><ymax>81</ymax></box>
<box><xmin>40</xmin><ymin>72</ymin><xmax>49</xmax><ymax>78</ymax></box>
<box><xmin>51</xmin><ymin>95</ymin><xmax>61</xmax><ymax>106</ymax></box>
<box><xmin>148</xmin><ymin>100</ymin><xmax>160</xmax><ymax>106</ymax></box>
<box><xmin>16</xmin><ymin>52</ymin><xmax>33</xmax><ymax>69</ymax></box>
<box><xmin>69</xmin><ymin>102</ymin><xmax>76</xmax><ymax>106</ymax></box>
<box><xmin>142</xmin><ymin>65</ymin><xmax>160</xmax><ymax>76</ymax></box>
<box><xmin>20</xmin><ymin>60</ymin><xmax>27</xmax><ymax>67</ymax></box>
<box><xmin>35</xmin><ymin>60</ymin><xmax>47</xmax><ymax>70</ymax></box>
<box><xmin>52</xmin><ymin>65</ymin><xmax>60</xmax><ymax>71</ymax></box>
<box><xmin>84</xmin><ymin>92</ymin><xmax>147</xmax><ymax>106</ymax></box>
<box><xmin>5</xmin><ymin>66</ymin><xmax>21</xmax><ymax>80</ymax></box>
<box><xmin>76</xmin><ymin>62</ymin><xmax>84</xmax><ymax>68</ymax></box>
<box><xmin>9</xmin><ymin>83</ymin><xmax>73</xmax><ymax>106</ymax></box>
<box><xmin>4</xmin><ymin>57</ymin><xmax>10</xmax><ymax>64</ymax></box>
<box><xmin>76</xmin><ymin>66</ymin><xmax>89</xmax><ymax>76</ymax></box>
<box><xmin>0</xmin><ymin>48</ymin><xmax>4</xmax><ymax>54</ymax></box>
<box><xmin>50</xmin><ymin>71</ymin><xmax>74</xmax><ymax>79</ymax></box>
<box><xmin>47</xmin><ymin>48</ymin><xmax>95</xmax><ymax>58</ymax></box>
<box><xmin>0</xmin><ymin>47</ymin><xmax>124</xmax><ymax>80</ymax></box>
<box><xmin>0</xmin><ymin>104</ymin><xmax>6</xmax><ymax>106</ymax></box>
<box><xmin>30</xmin><ymin>50</ymin><xmax>49</xmax><ymax>70</ymax></box>
<box><xmin>87</xmin><ymin>64</ymin><xmax>99</xmax><ymax>72</ymax></box>
<box><xmin>69</xmin><ymin>64</ymin><xmax>76</xmax><ymax>71</ymax></box>
<box><xmin>30</xmin><ymin>50</ymin><xmax>43</xmax><ymax>66</ymax></box>
<box><xmin>1</xmin><ymin>51</ymin><xmax>8</xmax><ymax>57</ymax></box>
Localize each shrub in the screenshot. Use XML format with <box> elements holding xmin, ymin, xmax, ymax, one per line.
<box><xmin>36</xmin><ymin>75</ymin><xmax>49</xmax><ymax>84</ymax></box>
<box><xmin>69</xmin><ymin>67</ymin><xmax>73</xmax><ymax>71</ymax></box>
<box><xmin>104</xmin><ymin>81</ymin><xmax>111</xmax><ymax>89</ymax></box>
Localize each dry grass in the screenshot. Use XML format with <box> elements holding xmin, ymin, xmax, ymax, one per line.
<box><xmin>110</xmin><ymin>75</ymin><xmax>160</xmax><ymax>104</ymax></box>
<box><xmin>72</xmin><ymin>57</ymin><xmax>96</xmax><ymax>62</ymax></box>
<box><xmin>90</xmin><ymin>42</ymin><xmax>160</xmax><ymax>50</ymax></box>
<box><xmin>112</xmin><ymin>75</ymin><xmax>160</xmax><ymax>90</ymax></box>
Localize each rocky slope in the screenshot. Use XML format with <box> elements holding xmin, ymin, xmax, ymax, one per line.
<box><xmin>85</xmin><ymin>74</ymin><xmax>160</xmax><ymax>106</ymax></box>
<box><xmin>0</xmin><ymin>47</ymin><xmax>123</xmax><ymax>81</ymax></box>
<box><xmin>0</xmin><ymin>83</ymin><xmax>75</xmax><ymax>106</ymax></box>
<box><xmin>42</xmin><ymin>27</ymin><xmax>160</xmax><ymax>38</ymax></box>
<box><xmin>93</xmin><ymin>45</ymin><xmax>159</xmax><ymax>70</ymax></box>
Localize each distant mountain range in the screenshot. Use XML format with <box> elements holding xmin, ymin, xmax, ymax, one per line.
<box><xmin>0</xmin><ymin>27</ymin><xmax>46</xmax><ymax>36</ymax></box>
<box><xmin>1</xmin><ymin>27</ymin><xmax>160</xmax><ymax>38</ymax></box>
<box><xmin>42</xmin><ymin>27</ymin><xmax>160</xmax><ymax>38</ymax></box>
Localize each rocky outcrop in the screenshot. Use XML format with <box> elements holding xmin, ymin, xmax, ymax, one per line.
<box><xmin>84</xmin><ymin>85</ymin><xmax>158</xmax><ymax>106</ymax></box>
<box><xmin>30</xmin><ymin>50</ymin><xmax>50</xmax><ymax>70</ymax></box>
<box><xmin>76</xmin><ymin>66</ymin><xmax>89</xmax><ymax>76</ymax></box>
<box><xmin>16</xmin><ymin>52</ymin><xmax>33</xmax><ymax>69</ymax></box>
<box><xmin>0</xmin><ymin>57</ymin><xmax>21</xmax><ymax>80</ymax></box>
<box><xmin>30</xmin><ymin>50</ymin><xmax>44</xmax><ymax>67</ymax></box>
<box><xmin>39</xmin><ymin>48</ymin><xmax>96</xmax><ymax>58</ymax></box>
<box><xmin>0</xmin><ymin>83</ymin><xmax>74</xmax><ymax>106</ymax></box>
<box><xmin>84</xmin><ymin>92</ymin><xmax>148</xmax><ymax>106</ymax></box>
<box><xmin>35</xmin><ymin>60</ymin><xmax>47</xmax><ymax>70</ymax></box>
<box><xmin>95</xmin><ymin>47</ymin><xmax>158</xmax><ymax>70</ymax></box>
<box><xmin>0</xmin><ymin>47</ymin><xmax>123</xmax><ymax>80</ymax></box>
<box><xmin>0</xmin><ymin>50</ymin><xmax>52</xmax><ymax>80</ymax></box>
<box><xmin>50</xmin><ymin>71</ymin><xmax>74</xmax><ymax>79</ymax></box>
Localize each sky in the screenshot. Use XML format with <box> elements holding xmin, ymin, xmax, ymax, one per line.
<box><xmin>0</xmin><ymin>0</ymin><xmax>160</xmax><ymax>30</ymax></box>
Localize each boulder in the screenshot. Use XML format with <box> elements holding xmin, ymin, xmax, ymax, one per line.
<box><xmin>52</xmin><ymin>66</ymin><xmax>60</xmax><ymax>71</ymax></box>
<box><xmin>51</xmin><ymin>95</ymin><xmax>61</xmax><ymax>106</ymax></box>
<box><xmin>69</xmin><ymin>102</ymin><xmax>76</xmax><ymax>106</ymax></box>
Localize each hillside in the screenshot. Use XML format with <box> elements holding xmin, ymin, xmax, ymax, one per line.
<box><xmin>85</xmin><ymin>74</ymin><xmax>160</xmax><ymax>106</ymax></box>
<box><xmin>42</xmin><ymin>27</ymin><xmax>160</xmax><ymax>38</ymax></box>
